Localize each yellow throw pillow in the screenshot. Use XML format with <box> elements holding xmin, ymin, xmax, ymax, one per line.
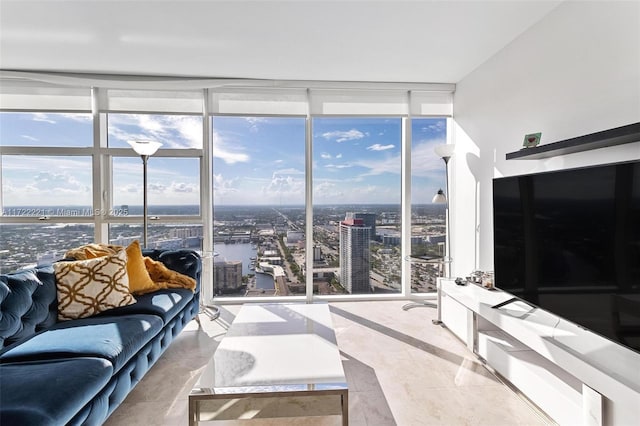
<box><xmin>64</xmin><ymin>243</ymin><xmax>123</xmax><ymax>260</ymax></box>
<box><xmin>54</xmin><ymin>249</ymin><xmax>136</xmax><ymax>321</ymax></box>
<box><xmin>125</xmin><ymin>240</ymin><xmax>159</xmax><ymax>295</ymax></box>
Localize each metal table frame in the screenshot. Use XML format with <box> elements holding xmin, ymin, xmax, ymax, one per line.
<box><xmin>189</xmin><ymin>302</ymin><xmax>348</xmax><ymax>425</ymax></box>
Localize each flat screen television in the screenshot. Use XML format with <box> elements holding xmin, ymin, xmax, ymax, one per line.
<box><xmin>493</xmin><ymin>160</ymin><xmax>640</xmax><ymax>353</ymax></box>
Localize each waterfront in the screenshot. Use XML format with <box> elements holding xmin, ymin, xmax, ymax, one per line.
<box><xmin>213</xmin><ymin>242</ymin><xmax>274</xmax><ymax>290</ymax></box>
<box><xmin>2</xmin><ymin>203</ymin><xmax>445</xmax><ymax>294</ymax></box>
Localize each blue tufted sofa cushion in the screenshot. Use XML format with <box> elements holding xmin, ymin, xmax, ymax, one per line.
<box><xmin>0</xmin><ymin>357</ymin><xmax>114</xmax><ymax>425</ymax></box>
<box><xmin>0</xmin><ymin>314</ymin><xmax>163</xmax><ymax>373</ymax></box>
<box><xmin>0</xmin><ymin>265</ymin><xmax>58</xmax><ymax>348</ymax></box>
<box><xmin>96</xmin><ymin>288</ymin><xmax>194</xmax><ymax>323</ymax></box>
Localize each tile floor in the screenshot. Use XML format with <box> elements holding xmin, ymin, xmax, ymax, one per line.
<box><xmin>104</xmin><ymin>301</ymin><xmax>551</xmax><ymax>426</ymax></box>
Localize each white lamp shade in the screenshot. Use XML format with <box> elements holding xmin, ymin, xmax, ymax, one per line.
<box><xmin>434</xmin><ymin>144</ymin><xmax>455</xmax><ymax>159</ymax></box>
<box><xmin>127</xmin><ymin>140</ymin><xmax>162</xmax><ymax>156</ymax></box>
<box><xmin>432</xmin><ymin>189</ymin><xmax>447</xmax><ymax>204</ymax></box>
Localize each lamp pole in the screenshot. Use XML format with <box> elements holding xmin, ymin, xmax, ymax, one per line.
<box><xmin>431</xmin><ymin>144</ymin><xmax>455</xmax><ymax>325</ymax></box>
<box><xmin>127</xmin><ymin>140</ymin><xmax>162</xmax><ymax>249</ymax></box>
<box><xmin>443</xmin><ymin>154</ymin><xmax>452</xmax><ymax>279</ymax></box>
<box><xmin>141</xmin><ymin>154</ymin><xmax>150</xmax><ymax>248</ymax></box>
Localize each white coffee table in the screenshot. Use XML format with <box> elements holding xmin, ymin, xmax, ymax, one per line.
<box><xmin>189</xmin><ymin>302</ymin><xmax>348</xmax><ymax>425</ymax></box>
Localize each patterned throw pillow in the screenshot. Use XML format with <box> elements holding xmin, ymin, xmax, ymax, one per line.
<box><xmin>54</xmin><ymin>249</ymin><xmax>136</xmax><ymax>321</ymax></box>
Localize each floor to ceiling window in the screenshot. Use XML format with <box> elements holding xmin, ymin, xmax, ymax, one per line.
<box><xmin>410</xmin><ymin>117</ymin><xmax>448</xmax><ymax>294</ymax></box>
<box><xmin>312</xmin><ymin>117</ymin><xmax>402</xmax><ymax>295</ymax></box>
<box><xmin>211</xmin><ymin>116</ymin><xmax>306</xmax><ymax>297</ymax></box>
<box><xmin>1</xmin><ymin>79</ymin><xmax>453</xmax><ymax>302</ymax></box>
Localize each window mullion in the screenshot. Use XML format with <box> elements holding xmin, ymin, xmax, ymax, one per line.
<box><xmin>93</xmin><ymin>87</ymin><xmax>107</xmax><ymax>243</ymax></box>
<box><xmin>401</xmin><ymin>116</ymin><xmax>412</xmax><ymax>297</ymax></box>
<box><xmin>200</xmin><ymin>88</ymin><xmax>214</xmax><ymax>305</ymax></box>
<box><xmin>305</xmin><ymin>89</ymin><xmax>314</xmax><ymax>302</ymax></box>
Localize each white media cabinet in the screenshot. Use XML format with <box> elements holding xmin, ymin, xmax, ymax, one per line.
<box><xmin>439</xmin><ymin>278</ymin><xmax>640</xmax><ymax>426</ymax></box>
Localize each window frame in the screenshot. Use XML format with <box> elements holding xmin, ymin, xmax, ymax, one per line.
<box><xmin>0</xmin><ymin>88</ymin><xmax>207</xmax><ymax>272</ymax></box>
<box><xmin>1</xmin><ymin>78</ymin><xmax>453</xmax><ymax>305</ymax></box>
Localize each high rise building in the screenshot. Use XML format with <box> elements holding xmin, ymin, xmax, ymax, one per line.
<box><xmin>213</xmin><ymin>260</ymin><xmax>242</xmax><ymax>293</ymax></box>
<box><xmin>339</xmin><ymin>216</ymin><xmax>371</xmax><ymax>294</ymax></box>
<box><xmin>313</xmin><ymin>245</ymin><xmax>323</xmax><ymax>262</ymax></box>
<box><xmin>354</xmin><ymin>213</ymin><xmax>377</xmax><ymax>240</ymax></box>
<box><xmin>285</xmin><ymin>230</ymin><xmax>304</xmax><ymax>247</ymax></box>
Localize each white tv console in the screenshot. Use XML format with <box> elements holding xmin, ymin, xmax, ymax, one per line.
<box><xmin>439</xmin><ymin>278</ymin><xmax>640</xmax><ymax>426</ymax></box>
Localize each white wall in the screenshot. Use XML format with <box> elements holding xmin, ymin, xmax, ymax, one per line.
<box><xmin>451</xmin><ymin>2</ymin><xmax>640</xmax><ymax>424</ymax></box>
<box><xmin>452</xmin><ymin>0</ymin><xmax>640</xmax><ymax>277</ymax></box>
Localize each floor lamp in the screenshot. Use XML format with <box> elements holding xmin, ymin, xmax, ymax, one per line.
<box><xmin>127</xmin><ymin>140</ymin><xmax>161</xmax><ymax>248</ymax></box>
<box><xmin>431</xmin><ymin>143</ymin><xmax>455</xmax><ymax>325</ymax></box>
<box><xmin>402</xmin><ymin>144</ymin><xmax>455</xmax><ymax>319</ymax></box>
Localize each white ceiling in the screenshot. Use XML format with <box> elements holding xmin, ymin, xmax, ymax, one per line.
<box><xmin>0</xmin><ymin>0</ymin><xmax>562</xmax><ymax>84</ymax></box>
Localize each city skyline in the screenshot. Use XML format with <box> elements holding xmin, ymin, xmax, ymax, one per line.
<box><xmin>2</xmin><ymin>202</ymin><xmax>444</xmax><ymax>298</ymax></box>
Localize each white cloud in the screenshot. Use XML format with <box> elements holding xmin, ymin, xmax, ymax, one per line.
<box><xmin>171</xmin><ymin>116</ymin><xmax>202</xmax><ymax>148</ymax></box>
<box><xmin>20</xmin><ymin>135</ymin><xmax>38</xmax><ymax>141</ymax></box>
<box><xmin>32</xmin><ymin>113</ymin><xmax>56</xmax><ymax>124</ymax></box>
<box><xmin>336</xmin><ymin>153</ymin><xmax>342</xmax><ymax>159</ymax></box>
<box><xmin>137</xmin><ymin>115</ymin><xmax>164</xmax><ymax>133</ymax></box>
<box><xmin>353</xmin><ymin>155</ymin><xmax>400</xmax><ymax>176</ymax></box>
<box><xmin>314</xmin><ymin>180</ymin><xmax>342</xmax><ymax>200</ymax></box>
<box><xmin>261</xmin><ymin>168</ymin><xmax>305</xmax><ymax>203</ymax></box>
<box><xmin>320</xmin><ymin>153</ymin><xmax>332</xmax><ymax>159</ymax></box>
<box><xmin>168</xmin><ymin>182</ymin><xmax>197</xmax><ymax>193</ymax></box>
<box><xmin>265</xmin><ymin>174</ymin><xmax>304</xmax><ymax>197</ymax></box>
<box><xmin>212</xmin><ymin>131</ymin><xmax>250</xmax><ymax>164</ymax></box>
<box><xmin>321</xmin><ymin>129</ymin><xmax>365</xmax><ymax>143</ymax></box>
<box><xmin>367</xmin><ymin>143</ymin><xmax>395</xmax><ymax>151</ymax></box>
<box><xmin>107</xmin><ymin>114</ymin><xmax>202</xmax><ymax>149</ymax></box>
<box><xmin>214</xmin><ymin>149</ymin><xmax>249</xmax><ymax>165</ymax></box>
<box><xmin>24</xmin><ymin>171</ymin><xmax>90</xmax><ymax>194</ymax></box>
<box><xmin>325</xmin><ymin>163</ymin><xmax>352</xmax><ymax>169</ymax></box>
<box><xmin>422</xmin><ymin>120</ymin><xmax>446</xmax><ymax>133</ymax></box>
<box><xmin>410</xmin><ymin>138</ymin><xmax>448</xmax><ymax>178</ymax></box>
<box><xmin>60</xmin><ymin>113</ymin><xmax>92</xmax><ymax>122</ymax></box>
<box><xmin>245</xmin><ymin>117</ymin><xmax>267</xmax><ymax>133</ymax></box>
<box><xmin>273</xmin><ymin>168</ymin><xmax>304</xmax><ymax>177</ymax></box>
<box><xmin>2</xmin><ymin>156</ymin><xmax>90</xmax><ymax>172</ymax></box>
<box><xmin>213</xmin><ymin>174</ymin><xmax>238</xmax><ymax>195</ymax></box>
<box><xmin>148</xmin><ymin>182</ymin><xmax>166</xmax><ymax>193</ymax></box>
<box><xmin>120</xmin><ymin>183</ymin><xmax>139</xmax><ymax>193</ymax></box>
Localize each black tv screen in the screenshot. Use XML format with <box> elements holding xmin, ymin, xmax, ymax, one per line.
<box><xmin>493</xmin><ymin>160</ymin><xmax>640</xmax><ymax>353</ymax></box>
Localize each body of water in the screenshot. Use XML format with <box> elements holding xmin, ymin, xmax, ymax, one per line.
<box><xmin>213</xmin><ymin>242</ymin><xmax>274</xmax><ymax>290</ymax></box>
<box><xmin>255</xmin><ymin>272</ymin><xmax>274</xmax><ymax>290</ymax></box>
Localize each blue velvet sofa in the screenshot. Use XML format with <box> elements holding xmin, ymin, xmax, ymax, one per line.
<box><xmin>0</xmin><ymin>249</ymin><xmax>201</xmax><ymax>425</ymax></box>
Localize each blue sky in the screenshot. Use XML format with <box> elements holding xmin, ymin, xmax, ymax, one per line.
<box><xmin>1</xmin><ymin>112</ymin><xmax>447</xmax><ymax>207</ymax></box>
<box><xmin>213</xmin><ymin>116</ymin><xmax>447</xmax><ymax>205</ymax></box>
<box><xmin>0</xmin><ymin>112</ymin><xmax>202</xmax><ymax>207</ymax></box>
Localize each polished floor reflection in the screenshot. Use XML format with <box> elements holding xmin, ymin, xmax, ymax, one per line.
<box><xmin>104</xmin><ymin>301</ymin><xmax>550</xmax><ymax>426</ymax></box>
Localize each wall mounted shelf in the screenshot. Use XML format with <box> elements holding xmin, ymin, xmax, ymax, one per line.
<box><xmin>506</xmin><ymin>122</ymin><xmax>640</xmax><ymax>160</ymax></box>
